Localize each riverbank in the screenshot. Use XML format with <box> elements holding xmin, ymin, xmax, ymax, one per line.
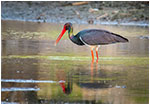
<box><xmin>1</xmin><ymin>1</ymin><xmax>149</xmax><ymax>26</ymax></box>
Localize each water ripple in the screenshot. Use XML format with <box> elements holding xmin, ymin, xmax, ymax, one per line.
<box><xmin>1</xmin><ymin>87</ymin><xmax>40</xmax><ymax>92</ymax></box>
<box><xmin>1</xmin><ymin>101</ymin><xmax>19</xmax><ymax>104</ymax></box>
<box><xmin>1</xmin><ymin>79</ymin><xmax>61</xmax><ymax>83</ymax></box>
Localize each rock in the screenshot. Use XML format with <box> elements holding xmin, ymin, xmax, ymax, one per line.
<box><xmin>139</xmin><ymin>35</ymin><xmax>149</xmax><ymax>39</ymax></box>
<box><xmin>132</xmin><ymin>17</ymin><xmax>138</xmax><ymax>21</ymax></box>
<box><xmin>73</xmin><ymin>10</ymin><xmax>81</xmax><ymax>19</ymax></box>
<box><xmin>96</xmin><ymin>13</ymin><xmax>108</xmax><ymax>20</ymax></box>
<box><xmin>72</xmin><ymin>1</ymin><xmax>89</xmax><ymax>6</ymax></box>
<box><xmin>88</xmin><ymin>8</ymin><xmax>99</xmax><ymax>13</ymax></box>
<box><xmin>112</xmin><ymin>10</ymin><xmax>119</xmax><ymax>14</ymax></box>
<box><xmin>87</xmin><ymin>18</ymin><xmax>94</xmax><ymax>24</ymax></box>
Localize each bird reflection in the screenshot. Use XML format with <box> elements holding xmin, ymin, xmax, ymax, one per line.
<box><xmin>57</xmin><ymin>72</ymin><xmax>73</xmax><ymax>95</ymax></box>
<box><xmin>56</xmin><ymin>60</ymin><xmax>100</xmax><ymax>94</ymax></box>
<box><xmin>91</xmin><ymin>60</ymin><xmax>99</xmax><ymax>81</ymax></box>
<box><xmin>59</xmin><ymin>81</ymin><xmax>73</xmax><ymax>95</ymax></box>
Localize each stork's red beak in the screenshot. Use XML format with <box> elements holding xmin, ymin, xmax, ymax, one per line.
<box><xmin>55</xmin><ymin>27</ymin><xmax>66</xmax><ymax>46</ymax></box>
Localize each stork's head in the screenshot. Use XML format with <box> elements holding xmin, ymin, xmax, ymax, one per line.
<box><xmin>55</xmin><ymin>23</ymin><xmax>73</xmax><ymax>46</ymax></box>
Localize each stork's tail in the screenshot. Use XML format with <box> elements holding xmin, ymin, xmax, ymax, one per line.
<box><xmin>112</xmin><ymin>33</ymin><xmax>129</xmax><ymax>43</ymax></box>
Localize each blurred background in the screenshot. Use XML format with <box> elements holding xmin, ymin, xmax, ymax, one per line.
<box><xmin>1</xmin><ymin>1</ymin><xmax>149</xmax><ymax>26</ymax></box>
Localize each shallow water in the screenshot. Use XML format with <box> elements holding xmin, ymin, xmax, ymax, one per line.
<box><xmin>1</xmin><ymin>20</ymin><xmax>149</xmax><ymax>104</ymax></box>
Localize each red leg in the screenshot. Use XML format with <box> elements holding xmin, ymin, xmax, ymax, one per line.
<box><xmin>96</xmin><ymin>50</ymin><xmax>98</xmax><ymax>63</ymax></box>
<box><xmin>95</xmin><ymin>46</ymin><xmax>99</xmax><ymax>63</ymax></box>
<box><xmin>91</xmin><ymin>48</ymin><xmax>94</xmax><ymax>62</ymax></box>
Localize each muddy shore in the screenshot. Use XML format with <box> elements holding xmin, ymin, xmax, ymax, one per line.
<box><xmin>1</xmin><ymin>1</ymin><xmax>149</xmax><ymax>26</ymax></box>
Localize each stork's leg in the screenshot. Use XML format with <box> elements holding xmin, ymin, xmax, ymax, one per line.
<box><xmin>90</xmin><ymin>47</ymin><xmax>95</xmax><ymax>62</ymax></box>
<box><xmin>96</xmin><ymin>50</ymin><xmax>98</xmax><ymax>62</ymax></box>
<box><xmin>91</xmin><ymin>49</ymin><xmax>94</xmax><ymax>62</ymax></box>
<box><xmin>95</xmin><ymin>46</ymin><xmax>100</xmax><ymax>63</ymax></box>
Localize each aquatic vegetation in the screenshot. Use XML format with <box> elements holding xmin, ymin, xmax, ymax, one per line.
<box><xmin>2</xmin><ymin>55</ymin><xmax>149</xmax><ymax>66</ymax></box>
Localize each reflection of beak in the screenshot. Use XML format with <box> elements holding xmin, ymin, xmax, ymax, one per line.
<box><xmin>59</xmin><ymin>82</ymin><xmax>66</xmax><ymax>93</ymax></box>
<box><xmin>55</xmin><ymin>27</ymin><xmax>66</xmax><ymax>46</ymax></box>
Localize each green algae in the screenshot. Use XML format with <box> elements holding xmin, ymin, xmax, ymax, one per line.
<box><xmin>2</xmin><ymin>55</ymin><xmax>148</xmax><ymax>66</ymax></box>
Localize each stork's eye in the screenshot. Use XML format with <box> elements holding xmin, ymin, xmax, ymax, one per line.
<box><xmin>65</xmin><ymin>25</ymin><xmax>70</xmax><ymax>30</ymax></box>
<box><xmin>64</xmin><ymin>23</ymin><xmax>72</xmax><ymax>30</ymax></box>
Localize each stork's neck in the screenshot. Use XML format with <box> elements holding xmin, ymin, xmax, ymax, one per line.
<box><xmin>67</xmin><ymin>28</ymin><xmax>84</xmax><ymax>45</ymax></box>
<box><xmin>68</xmin><ymin>27</ymin><xmax>74</xmax><ymax>39</ymax></box>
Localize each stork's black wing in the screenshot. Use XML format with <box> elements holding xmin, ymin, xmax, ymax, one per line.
<box><xmin>78</xmin><ymin>29</ymin><xmax>128</xmax><ymax>45</ymax></box>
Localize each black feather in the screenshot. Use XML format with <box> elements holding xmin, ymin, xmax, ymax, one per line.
<box><xmin>76</xmin><ymin>29</ymin><xmax>129</xmax><ymax>45</ymax></box>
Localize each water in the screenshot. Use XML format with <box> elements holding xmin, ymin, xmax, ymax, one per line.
<box><xmin>1</xmin><ymin>20</ymin><xmax>149</xmax><ymax>104</ymax></box>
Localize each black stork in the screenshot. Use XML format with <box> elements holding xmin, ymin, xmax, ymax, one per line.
<box><xmin>55</xmin><ymin>23</ymin><xmax>128</xmax><ymax>62</ymax></box>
